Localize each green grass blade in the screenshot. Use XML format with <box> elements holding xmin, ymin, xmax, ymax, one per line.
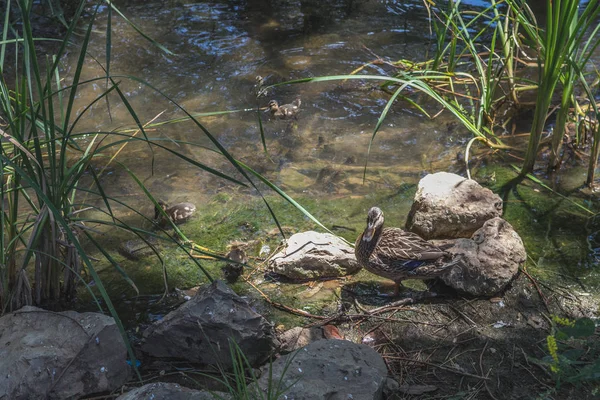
<box><xmin>104</xmin><ymin>0</ymin><xmax>174</xmax><ymax>55</ymax></box>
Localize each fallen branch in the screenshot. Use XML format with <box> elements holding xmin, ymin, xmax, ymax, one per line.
<box><xmin>246</xmin><ymin>280</ymin><xmax>328</xmax><ymax>320</ymax></box>
<box><xmin>519</xmin><ymin>267</ymin><xmax>550</xmax><ymax>313</ymax></box>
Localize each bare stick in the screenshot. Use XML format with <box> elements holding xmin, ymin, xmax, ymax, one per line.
<box><xmin>246</xmin><ymin>280</ymin><xmax>328</xmax><ymax>320</ymax></box>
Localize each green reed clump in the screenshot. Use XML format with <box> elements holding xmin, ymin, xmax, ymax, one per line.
<box><xmin>276</xmin><ymin>1</ymin><xmax>600</xmax><ymax>185</ymax></box>
<box><xmin>508</xmin><ymin>0</ymin><xmax>600</xmax><ymax>178</ymax></box>
<box><xmin>1</xmin><ymin>0</ymin><xmax>329</xmax><ymax>314</ymax></box>
<box><xmin>412</xmin><ymin>0</ymin><xmax>600</xmax><ymax>181</ymax></box>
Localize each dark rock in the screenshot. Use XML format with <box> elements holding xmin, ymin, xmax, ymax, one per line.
<box><xmin>406</xmin><ymin>172</ymin><xmax>503</xmax><ymax>239</ymax></box>
<box><xmin>116</xmin><ymin>382</ymin><xmax>230</xmax><ymax>400</ymax></box>
<box><xmin>439</xmin><ymin>217</ymin><xmax>526</xmax><ymax>296</ymax></box>
<box><xmin>256</xmin><ymin>339</ymin><xmax>388</xmax><ymax>399</ymax></box>
<box><xmin>0</xmin><ymin>306</ymin><xmax>129</xmax><ymax>400</ymax></box>
<box><xmin>142</xmin><ymin>280</ymin><xmax>279</xmax><ymax>368</ymax></box>
<box><xmin>268</xmin><ymin>231</ymin><xmax>361</xmax><ymax>280</ymax></box>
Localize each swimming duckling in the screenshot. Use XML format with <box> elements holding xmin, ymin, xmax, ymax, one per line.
<box><xmin>268</xmin><ymin>98</ymin><xmax>301</xmax><ymax>120</ymax></box>
<box><xmin>154</xmin><ymin>200</ymin><xmax>196</xmax><ymax>227</ymax></box>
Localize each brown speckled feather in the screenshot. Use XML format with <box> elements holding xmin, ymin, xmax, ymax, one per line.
<box><xmin>375</xmin><ymin>228</ymin><xmax>446</xmax><ymax>262</ymax></box>
<box><xmin>355</xmin><ymin>207</ymin><xmax>457</xmax><ymax>283</ymax></box>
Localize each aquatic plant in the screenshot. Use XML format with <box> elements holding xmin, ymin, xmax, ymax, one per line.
<box><xmin>507</xmin><ymin>0</ymin><xmax>600</xmax><ymax>178</ymax></box>
<box><xmin>273</xmin><ymin>0</ymin><xmax>600</xmax><ymax>185</ymax></box>
<box><xmin>1</xmin><ymin>0</ymin><xmax>336</xmax><ymax>379</ymax></box>
<box><xmin>422</xmin><ymin>0</ymin><xmax>600</xmax><ymax>181</ymax></box>
<box><xmin>538</xmin><ymin>316</ymin><xmax>600</xmax><ymax>390</ymax></box>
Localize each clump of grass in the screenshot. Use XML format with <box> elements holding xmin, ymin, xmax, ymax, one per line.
<box><xmin>509</xmin><ymin>0</ymin><xmax>600</xmax><ymax>178</ymax></box>
<box><xmin>269</xmin><ymin>1</ymin><xmax>600</xmax><ymax>185</ymax></box>
<box><xmin>2</xmin><ymin>0</ymin><xmax>331</xmax><ymax>379</ymax></box>
<box><xmin>211</xmin><ymin>339</ymin><xmax>296</xmax><ymax>400</ymax></box>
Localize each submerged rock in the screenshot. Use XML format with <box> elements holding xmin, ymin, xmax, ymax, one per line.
<box><xmin>438</xmin><ymin>217</ymin><xmax>526</xmax><ymax>296</ymax></box>
<box><xmin>255</xmin><ymin>339</ymin><xmax>388</xmax><ymax>399</ymax></box>
<box><xmin>406</xmin><ymin>172</ymin><xmax>503</xmax><ymax>239</ymax></box>
<box><xmin>116</xmin><ymin>382</ymin><xmax>230</xmax><ymax>400</ymax></box>
<box><xmin>142</xmin><ymin>280</ymin><xmax>279</xmax><ymax>368</ymax></box>
<box><xmin>118</xmin><ymin>236</ymin><xmax>158</xmax><ymax>260</ymax></box>
<box><xmin>268</xmin><ymin>231</ymin><xmax>360</xmax><ymax>279</ymax></box>
<box><xmin>0</xmin><ymin>306</ymin><xmax>129</xmax><ymax>400</ymax></box>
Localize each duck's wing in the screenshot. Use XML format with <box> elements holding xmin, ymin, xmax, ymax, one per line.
<box><xmin>376</xmin><ymin>228</ymin><xmax>446</xmax><ymax>262</ymax></box>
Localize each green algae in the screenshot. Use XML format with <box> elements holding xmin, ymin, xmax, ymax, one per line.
<box><xmin>79</xmin><ymin>166</ymin><xmax>600</xmax><ymax>328</ymax></box>
<box><xmin>79</xmin><ymin>186</ymin><xmax>421</xmax><ymax>324</ymax></box>
<box><xmin>475</xmin><ymin>164</ymin><xmax>600</xmax><ymax>288</ymax></box>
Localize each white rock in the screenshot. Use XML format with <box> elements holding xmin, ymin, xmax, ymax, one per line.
<box><xmin>268</xmin><ymin>231</ymin><xmax>361</xmax><ymax>280</ymax></box>
<box><xmin>406</xmin><ymin>172</ymin><xmax>503</xmax><ymax>239</ymax></box>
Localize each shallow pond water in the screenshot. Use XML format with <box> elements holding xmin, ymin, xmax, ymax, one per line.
<box><xmin>65</xmin><ymin>0</ymin><xmax>600</xmax><ymax>326</ymax></box>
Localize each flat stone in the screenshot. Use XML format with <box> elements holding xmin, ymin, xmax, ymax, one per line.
<box><xmin>406</xmin><ymin>172</ymin><xmax>503</xmax><ymax>239</ymax></box>
<box><xmin>268</xmin><ymin>231</ymin><xmax>361</xmax><ymax>279</ymax></box>
<box><xmin>0</xmin><ymin>306</ymin><xmax>129</xmax><ymax>400</ymax></box>
<box><xmin>255</xmin><ymin>339</ymin><xmax>388</xmax><ymax>399</ymax></box>
<box><xmin>142</xmin><ymin>280</ymin><xmax>279</xmax><ymax>368</ymax></box>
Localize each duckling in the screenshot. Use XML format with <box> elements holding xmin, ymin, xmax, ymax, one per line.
<box><xmin>221</xmin><ymin>245</ymin><xmax>248</xmax><ymax>283</ymax></box>
<box><xmin>154</xmin><ymin>200</ymin><xmax>196</xmax><ymax>227</ymax></box>
<box><xmin>355</xmin><ymin>207</ymin><xmax>459</xmax><ymax>296</ymax></box>
<box><xmin>268</xmin><ymin>98</ymin><xmax>301</xmax><ymax>120</ymax></box>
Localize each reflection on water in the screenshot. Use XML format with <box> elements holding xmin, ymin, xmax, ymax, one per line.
<box><xmin>65</xmin><ymin>0</ymin><xmax>599</xmax><ymax>311</ymax></box>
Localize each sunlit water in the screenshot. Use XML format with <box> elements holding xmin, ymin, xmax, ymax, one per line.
<box><xmin>64</xmin><ymin>0</ymin><xmax>600</xmax><ymax>323</ymax></box>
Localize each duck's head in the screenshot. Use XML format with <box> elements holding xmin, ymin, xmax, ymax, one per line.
<box><xmin>362</xmin><ymin>207</ymin><xmax>384</xmax><ymax>242</ymax></box>
<box><xmin>154</xmin><ymin>200</ymin><xmax>168</xmax><ymax>219</ymax></box>
<box><xmin>267</xmin><ymin>100</ymin><xmax>279</xmax><ymax>111</ymax></box>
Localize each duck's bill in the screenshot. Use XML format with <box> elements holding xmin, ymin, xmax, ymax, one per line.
<box><xmin>362</xmin><ymin>226</ymin><xmax>375</xmax><ymax>242</ymax></box>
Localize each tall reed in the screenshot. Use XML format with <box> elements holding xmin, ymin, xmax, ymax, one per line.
<box><xmin>0</xmin><ymin>0</ymin><xmax>328</xmax><ymax>312</ymax></box>
<box><xmin>508</xmin><ymin>0</ymin><xmax>600</xmax><ymax>178</ymax></box>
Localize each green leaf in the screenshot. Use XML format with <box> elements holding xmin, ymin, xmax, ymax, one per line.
<box><xmin>559</xmin><ymin>318</ymin><xmax>596</xmax><ymax>339</ymax></box>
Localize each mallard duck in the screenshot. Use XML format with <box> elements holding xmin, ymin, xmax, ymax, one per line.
<box><xmin>268</xmin><ymin>98</ymin><xmax>301</xmax><ymax>119</ymax></box>
<box><xmin>355</xmin><ymin>207</ymin><xmax>457</xmax><ymax>296</ymax></box>
<box><xmin>154</xmin><ymin>200</ymin><xmax>196</xmax><ymax>227</ymax></box>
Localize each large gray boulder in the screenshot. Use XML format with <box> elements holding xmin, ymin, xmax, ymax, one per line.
<box><xmin>406</xmin><ymin>172</ymin><xmax>503</xmax><ymax>239</ymax></box>
<box><xmin>439</xmin><ymin>217</ymin><xmax>526</xmax><ymax>296</ymax></box>
<box><xmin>117</xmin><ymin>382</ymin><xmax>230</xmax><ymax>400</ymax></box>
<box><xmin>142</xmin><ymin>280</ymin><xmax>279</xmax><ymax>368</ymax></box>
<box><xmin>0</xmin><ymin>306</ymin><xmax>130</xmax><ymax>400</ymax></box>
<box><xmin>268</xmin><ymin>231</ymin><xmax>360</xmax><ymax>279</ymax></box>
<box><xmin>256</xmin><ymin>339</ymin><xmax>388</xmax><ymax>399</ymax></box>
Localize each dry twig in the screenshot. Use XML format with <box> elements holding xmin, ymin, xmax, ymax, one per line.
<box><xmin>520</xmin><ymin>267</ymin><xmax>550</xmax><ymax>313</ymax></box>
